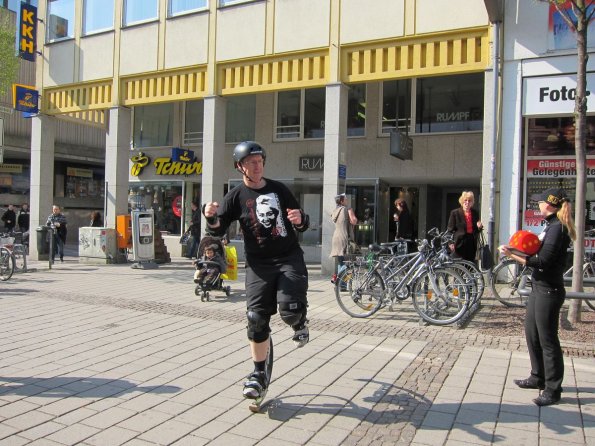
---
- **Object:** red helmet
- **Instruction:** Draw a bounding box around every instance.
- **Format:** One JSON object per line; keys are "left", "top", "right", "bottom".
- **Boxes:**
{"left": 508, "top": 230, "right": 541, "bottom": 256}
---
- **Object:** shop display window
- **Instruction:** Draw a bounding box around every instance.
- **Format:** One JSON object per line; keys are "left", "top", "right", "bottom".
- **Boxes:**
{"left": 527, "top": 116, "right": 595, "bottom": 157}
{"left": 523, "top": 116, "right": 595, "bottom": 233}
{"left": 128, "top": 182, "right": 184, "bottom": 235}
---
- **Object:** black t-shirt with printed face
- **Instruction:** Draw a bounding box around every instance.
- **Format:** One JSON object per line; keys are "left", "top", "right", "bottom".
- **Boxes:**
{"left": 211, "top": 179, "right": 302, "bottom": 259}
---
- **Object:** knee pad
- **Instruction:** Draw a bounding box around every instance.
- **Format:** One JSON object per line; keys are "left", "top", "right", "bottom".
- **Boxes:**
{"left": 278, "top": 301, "right": 305, "bottom": 327}
{"left": 246, "top": 310, "right": 270, "bottom": 343}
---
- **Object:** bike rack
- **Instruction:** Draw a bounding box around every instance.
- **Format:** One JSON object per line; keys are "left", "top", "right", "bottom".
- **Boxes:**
{"left": 517, "top": 277, "right": 595, "bottom": 301}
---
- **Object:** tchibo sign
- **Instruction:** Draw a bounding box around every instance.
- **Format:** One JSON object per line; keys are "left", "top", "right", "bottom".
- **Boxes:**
{"left": 523, "top": 74, "right": 595, "bottom": 116}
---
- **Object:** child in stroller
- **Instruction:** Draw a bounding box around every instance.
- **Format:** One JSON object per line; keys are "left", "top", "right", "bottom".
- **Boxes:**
{"left": 193, "top": 236, "right": 231, "bottom": 301}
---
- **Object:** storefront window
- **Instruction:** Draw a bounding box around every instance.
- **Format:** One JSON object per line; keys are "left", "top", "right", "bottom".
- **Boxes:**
{"left": 65, "top": 166, "right": 105, "bottom": 199}
{"left": 123, "top": 0, "right": 158, "bottom": 26}
{"left": 415, "top": 73, "right": 483, "bottom": 133}
{"left": 47, "top": 0, "right": 74, "bottom": 41}
{"left": 133, "top": 103, "right": 174, "bottom": 148}
{"left": 128, "top": 182, "right": 184, "bottom": 234}
{"left": 523, "top": 116, "right": 595, "bottom": 232}
{"left": 226, "top": 95, "right": 256, "bottom": 143}
{"left": 381, "top": 79, "right": 411, "bottom": 134}
{"left": 0, "top": 162, "right": 30, "bottom": 196}
{"left": 348, "top": 84, "right": 366, "bottom": 137}
{"left": 184, "top": 100, "right": 204, "bottom": 145}
{"left": 83, "top": 0, "right": 114, "bottom": 34}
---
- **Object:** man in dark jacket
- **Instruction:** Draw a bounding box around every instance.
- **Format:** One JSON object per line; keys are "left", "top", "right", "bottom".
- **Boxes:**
{"left": 17, "top": 203, "right": 30, "bottom": 232}
{"left": 1, "top": 205, "right": 16, "bottom": 232}
{"left": 46, "top": 205, "right": 67, "bottom": 263}
{"left": 186, "top": 200, "right": 201, "bottom": 258}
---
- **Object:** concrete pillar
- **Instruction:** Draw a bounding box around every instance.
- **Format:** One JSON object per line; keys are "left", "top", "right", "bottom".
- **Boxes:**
{"left": 29, "top": 115, "right": 55, "bottom": 260}
{"left": 322, "top": 83, "right": 348, "bottom": 275}
{"left": 105, "top": 106, "right": 131, "bottom": 227}
{"left": 201, "top": 95, "right": 226, "bottom": 233}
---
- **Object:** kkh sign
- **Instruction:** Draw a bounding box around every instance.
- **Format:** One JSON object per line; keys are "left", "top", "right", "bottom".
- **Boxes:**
{"left": 19, "top": 3, "right": 37, "bottom": 62}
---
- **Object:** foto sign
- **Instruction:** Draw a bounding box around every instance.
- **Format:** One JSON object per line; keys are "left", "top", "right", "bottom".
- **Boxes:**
{"left": 19, "top": 3, "right": 37, "bottom": 62}
{"left": 523, "top": 74, "right": 595, "bottom": 116}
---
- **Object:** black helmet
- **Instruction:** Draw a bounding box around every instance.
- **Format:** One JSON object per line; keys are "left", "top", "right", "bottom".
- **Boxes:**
{"left": 233, "top": 141, "right": 266, "bottom": 167}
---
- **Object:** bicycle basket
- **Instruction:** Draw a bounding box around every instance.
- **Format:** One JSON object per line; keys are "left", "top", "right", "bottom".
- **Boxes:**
{"left": 0, "top": 236, "right": 15, "bottom": 247}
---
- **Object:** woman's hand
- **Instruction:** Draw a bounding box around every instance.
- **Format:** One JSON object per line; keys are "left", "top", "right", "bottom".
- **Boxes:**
{"left": 477, "top": 220, "right": 483, "bottom": 229}
{"left": 498, "top": 245, "right": 510, "bottom": 257}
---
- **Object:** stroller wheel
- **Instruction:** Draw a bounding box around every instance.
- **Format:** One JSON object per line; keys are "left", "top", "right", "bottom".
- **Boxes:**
{"left": 225, "top": 286, "right": 231, "bottom": 296}
{"left": 205, "top": 292, "right": 210, "bottom": 302}
{"left": 195, "top": 286, "right": 201, "bottom": 296}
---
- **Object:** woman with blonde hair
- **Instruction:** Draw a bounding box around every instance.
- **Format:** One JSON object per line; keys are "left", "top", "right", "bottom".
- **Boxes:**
{"left": 499, "top": 187, "right": 575, "bottom": 406}
{"left": 447, "top": 191, "right": 483, "bottom": 262}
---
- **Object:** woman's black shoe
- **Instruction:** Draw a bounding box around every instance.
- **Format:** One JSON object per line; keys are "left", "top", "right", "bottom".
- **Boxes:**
{"left": 533, "top": 391, "right": 561, "bottom": 406}
{"left": 514, "top": 378, "right": 545, "bottom": 390}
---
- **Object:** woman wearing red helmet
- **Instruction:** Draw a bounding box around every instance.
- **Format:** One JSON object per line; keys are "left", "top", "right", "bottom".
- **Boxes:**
{"left": 499, "top": 187, "right": 576, "bottom": 406}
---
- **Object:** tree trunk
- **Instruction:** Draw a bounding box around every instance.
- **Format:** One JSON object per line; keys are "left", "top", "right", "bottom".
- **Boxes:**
{"left": 568, "top": 1, "right": 589, "bottom": 324}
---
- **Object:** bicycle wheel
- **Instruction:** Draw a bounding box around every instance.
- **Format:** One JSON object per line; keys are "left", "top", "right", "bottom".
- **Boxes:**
{"left": 490, "top": 259, "right": 530, "bottom": 307}
{"left": 444, "top": 262, "right": 480, "bottom": 307}
{"left": 411, "top": 268, "right": 469, "bottom": 325}
{"left": 0, "top": 248, "right": 15, "bottom": 281}
{"left": 335, "top": 266, "right": 384, "bottom": 318}
{"left": 583, "top": 263, "right": 595, "bottom": 311}
{"left": 455, "top": 260, "right": 485, "bottom": 305}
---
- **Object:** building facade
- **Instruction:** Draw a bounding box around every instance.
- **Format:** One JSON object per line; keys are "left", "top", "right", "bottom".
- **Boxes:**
{"left": 30, "top": 0, "right": 495, "bottom": 271}
{"left": 499, "top": 0, "right": 595, "bottom": 251}
{"left": 1, "top": 3, "right": 107, "bottom": 242}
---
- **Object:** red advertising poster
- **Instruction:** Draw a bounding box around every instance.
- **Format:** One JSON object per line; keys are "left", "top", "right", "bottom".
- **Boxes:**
{"left": 172, "top": 195, "right": 183, "bottom": 218}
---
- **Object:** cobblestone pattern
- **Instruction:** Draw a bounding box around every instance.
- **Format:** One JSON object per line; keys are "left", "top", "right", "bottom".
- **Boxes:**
{"left": 37, "top": 287, "right": 594, "bottom": 446}
{"left": 52, "top": 291, "right": 593, "bottom": 358}
{"left": 343, "top": 342, "right": 459, "bottom": 445}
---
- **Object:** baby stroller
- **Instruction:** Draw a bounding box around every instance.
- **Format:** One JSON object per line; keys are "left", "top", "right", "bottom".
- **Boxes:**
{"left": 194, "top": 236, "right": 231, "bottom": 301}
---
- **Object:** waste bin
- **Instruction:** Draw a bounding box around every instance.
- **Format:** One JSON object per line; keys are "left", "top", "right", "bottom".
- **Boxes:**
{"left": 36, "top": 226, "right": 49, "bottom": 261}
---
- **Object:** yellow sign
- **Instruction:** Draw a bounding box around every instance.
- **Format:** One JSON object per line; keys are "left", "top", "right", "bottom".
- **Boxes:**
{"left": 154, "top": 158, "right": 203, "bottom": 176}
{"left": 67, "top": 167, "right": 93, "bottom": 178}
{"left": 0, "top": 164, "right": 23, "bottom": 173}
{"left": 130, "top": 152, "right": 202, "bottom": 177}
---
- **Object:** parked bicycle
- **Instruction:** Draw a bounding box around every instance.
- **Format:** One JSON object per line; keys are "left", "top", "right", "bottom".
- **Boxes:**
{"left": 334, "top": 229, "right": 472, "bottom": 325}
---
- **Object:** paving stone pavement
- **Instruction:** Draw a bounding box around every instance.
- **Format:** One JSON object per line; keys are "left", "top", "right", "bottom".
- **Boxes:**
{"left": 0, "top": 257, "right": 593, "bottom": 445}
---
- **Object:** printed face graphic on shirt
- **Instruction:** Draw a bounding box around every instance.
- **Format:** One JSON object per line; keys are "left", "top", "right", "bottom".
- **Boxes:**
{"left": 254, "top": 193, "right": 287, "bottom": 238}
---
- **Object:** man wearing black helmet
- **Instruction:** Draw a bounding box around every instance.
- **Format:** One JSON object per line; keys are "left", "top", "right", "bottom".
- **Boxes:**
{"left": 203, "top": 141, "right": 310, "bottom": 401}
